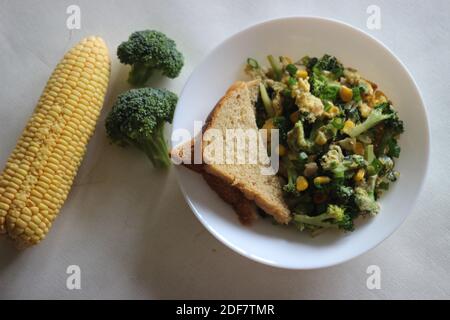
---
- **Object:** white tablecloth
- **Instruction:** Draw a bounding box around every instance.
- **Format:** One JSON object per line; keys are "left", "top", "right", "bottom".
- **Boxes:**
{"left": 0, "top": 0, "right": 449, "bottom": 299}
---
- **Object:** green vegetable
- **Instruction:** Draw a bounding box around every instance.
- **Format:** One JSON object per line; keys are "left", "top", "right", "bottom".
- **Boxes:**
{"left": 259, "top": 83, "right": 275, "bottom": 117}
{"left": 117, "top": 30, "right": 184, "bottom": 86}
{"left": 375, "top": 103, "right": 404, "bottom": 158}
{"left": 267, "top": 55, "right": 282, "bottom": 80}
{"left": 272, "top": 116, "right": 290, "bottom": 144}
{"left": 354, "top": 175, "right": 380, "bottom": 215}
{"left": 346, "top": 107, "right": 392, "bottom": 138}
{"left": 282, "top": 158, "right": 300, "bottom": 196}
{"left": 287, "top": 121, "right": 315, "bottom": 153}
{"left": 286, "top": 64, "right": 298, "bottom": 76}
{"left": 105, "top": 88, "right": 178, "bottom": 168}
{"left": 319, "top": 82, "right": 341, "bottom": 102}
{"left": 314, "top": 55, "right": 344, "bottom": 78}
{"left": 294, "top": 204, "right": 354, "bottom": 231}
{"left": 247, "top": 58, "right": 259, "bottom": 69}
{"left": 320, "top": 145, "right": 366, "bottom": 179}
{"left": 335, "top": 185, "right": 354, "bottom": 204}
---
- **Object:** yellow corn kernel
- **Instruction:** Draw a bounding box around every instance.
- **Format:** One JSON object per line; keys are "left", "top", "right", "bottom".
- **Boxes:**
{"left": 315, "top": 132, "right": 328, "bottom": 145}
{"left": 326, "top": 106, "right": 340, "bottom": 118}
{"left": 277, "top": 145, "right": 287, "bottom": 157}
{"left": 340, "top": 85, "right": 353, "bottom": 102}
{"left": 353, "top": 142, "right": 365, "bottom": 155}
{"left": 296, "top": 176, "right": 309, "bottom": 192}
{"left": 354, "top": 169, "right": 365, "bottom": 182}
{"left": 0, "top": 36, "right": 111, "bottom": 247}
{"left": 296, "top": 70, "right": 308, "bottom": 79}
{"left": 314, "top": 176, "right": 331, "bottom": 185}
{"left": 342, "top": 120, "right": 355, "bottom": 135}
{"left": 290, "top": 111, "right": 300, "bottom": 123}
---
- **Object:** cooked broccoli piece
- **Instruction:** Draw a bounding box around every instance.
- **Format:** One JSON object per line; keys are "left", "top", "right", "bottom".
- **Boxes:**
{"left": 308, "top": 55, "right": 343, "bottom": 102}
{"left": 319, "top": 82, "right": 341, "bottom": 102}
{"left": 287, "top": 121, "right": 315, "bottom": 153}
{"left": 335, "top": 185, "right": 354, "bottom": 204}
{"left": 117, "top": 30, "right": 184, "bottom": 86}
{"left": 294, "top": 204, "right": 354, "bottom": 231}
{"left": 282, "top": 158, "right": 300, "bottom": 196}
{"left": 376, "top": 103, "right": 404, "bottom": 158}
{"left": 346, "top": 104, "right": 395, "bottom": 138}
{"left": 314, "top": 54, "right": 344, "bottom": 78}
{"left": 105, "top": 88, "right": 178, "bottom": 168}
{"left": 259, "top": 82, "right": 275, "bottom": 117}
{"left": 267, "top": 55, "right": 282, "bottom": 80}
{"left": 354, "top": 175, "right": 380, "bottom": 215}
{"left": 272, "top": 116, "right": 290, "bottom": 144}
{"left": 320, "top": 145, "right": 366, "bottom": 178}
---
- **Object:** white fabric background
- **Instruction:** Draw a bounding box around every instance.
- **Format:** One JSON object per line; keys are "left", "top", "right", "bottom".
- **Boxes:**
{"left": 0, "top": 0, "right": 448, "bottom": 299}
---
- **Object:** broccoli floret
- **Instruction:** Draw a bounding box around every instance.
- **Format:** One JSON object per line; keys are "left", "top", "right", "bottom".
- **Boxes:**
{"left": 346, "top": 104, "right": 394, "bottom": 138}
{"left": 308, "top": 55, "right": 343, "bottom": 102}
{"left": 320, "top": 145, "right": 366, "bottom": 178}
{"left": 375, "top": 103, "right": 404, "bottom": 158}
{"left": 282, "top": 159, "right": 299, "bottom": 196}
{"left": 272, "top": 116, "right": 290, "bottom": 144}
{"left": 314, "top": 54, "right": 344, "bottom": 78}
{"left": 287, "top": 121, "right": 315, "bottom": 153}
{"left": 354, "top": 175, "right": 380, "bottom": 215}
{"left": 105, "top": 88, "right": 178, "bottom": 168}
{"left": 335, "top": 185, "right": 354, "bottom": 203}
{"left": 294, "top": 204, "right": 354, "bottom": 231}
{"left": 117, "top": 30, "right": 184, "bottom": 86}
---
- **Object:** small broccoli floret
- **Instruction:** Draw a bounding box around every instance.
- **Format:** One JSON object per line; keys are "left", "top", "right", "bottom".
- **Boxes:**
{"left": 314, "top": 55, "right": 344, "bottom": 78}
{"left": 117, "top": 30, "right": 184, "bottom": 86}
{"left": 287, "top": 121, "right": 315, "bottom": 153}
{"left": 376, "top": 103, "right": 404, "bottom": 158}
{"left": 354, "top": 175, "right": 380, "bottom": 215}
{"left": 282, "top": 159, "right": 299, "bottom": 196}
{"left": 335, "top": 185, "right": 354, "bottom": 203}
{"left": 320, "top": 145, "right": 366, "bottom": 178}
{"left": 346, "top": 107, "right": 392, "bottom": 138}
{"left": 272, "top": 116, "right": 290, "bottom": 144}
{"left": 105, "top": 88, "right": 178, "bottom": 168}
{"left": 294, "top": 204, "right": 354, "bottom": 231}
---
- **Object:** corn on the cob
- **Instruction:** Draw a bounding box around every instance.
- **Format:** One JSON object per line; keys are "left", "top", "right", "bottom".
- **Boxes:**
{"left": 0, "top": 36, "right": 110, "bottom": 248}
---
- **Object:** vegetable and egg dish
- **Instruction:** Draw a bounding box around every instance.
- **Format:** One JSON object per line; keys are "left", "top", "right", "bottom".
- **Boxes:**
{"left": 246, "top": 54, "right": 404, "bottom": 233}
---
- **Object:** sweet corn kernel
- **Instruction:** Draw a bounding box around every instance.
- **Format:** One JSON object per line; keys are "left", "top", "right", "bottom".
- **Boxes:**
{"left": 354, "top": 169, "right": 365, "bottom": 182}
{"left": 314, "top": 176, "right": 331, "bottom": 185}
{"left": 353, "top": 142, "right": 365, "bottom": 155}
{"left": 342, "top": 120, "right": 355, "bottom": 135}
{"left": 296, "top": 70, "right": 308, "bottom": 79}
{"left": 296, "top": 176, "right": 309, "bottom": 192}
{"left": 327, "top": 106, "right": 340, "bottom": 118}
{"left": 340, "top": 85, "right": 353, "bottom": 102}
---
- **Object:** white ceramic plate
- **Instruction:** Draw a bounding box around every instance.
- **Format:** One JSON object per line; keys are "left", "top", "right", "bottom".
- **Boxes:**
{"left": 171, "top": 17, "right": 429, "bottom": 269}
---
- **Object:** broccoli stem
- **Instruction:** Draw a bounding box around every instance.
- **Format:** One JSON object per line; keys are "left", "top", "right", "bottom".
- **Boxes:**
{"left": 347, "top": 109, "right": 391, "bottom": 138}
{"left": 138, "top": 124, "right": 171, "bottom": 168}
{"left": 128, "top": 62, "right": 154, "bottom": 86}
{"left": 259, "top": 83, "right": 275, "bottom": 117}
{"left": 267, "top": 55, "right": 282, "bottom": 80}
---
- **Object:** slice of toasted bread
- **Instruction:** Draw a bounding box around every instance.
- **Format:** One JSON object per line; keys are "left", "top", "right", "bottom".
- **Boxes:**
{"left": 172, "top": 80, "right": 291, "bottom": 225}
{"left": 172, "top": 138, "right": 258, "bottom": 225}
